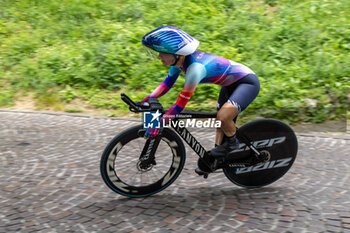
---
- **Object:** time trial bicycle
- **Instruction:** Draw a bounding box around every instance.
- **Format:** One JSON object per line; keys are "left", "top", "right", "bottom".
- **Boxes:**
{"left": 100, "top": 93, "right": 298, "bottom": 197}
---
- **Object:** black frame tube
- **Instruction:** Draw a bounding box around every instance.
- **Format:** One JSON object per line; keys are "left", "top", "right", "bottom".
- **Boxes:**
{"left": 170, "top": 119, "right": 209, "bottom": 159}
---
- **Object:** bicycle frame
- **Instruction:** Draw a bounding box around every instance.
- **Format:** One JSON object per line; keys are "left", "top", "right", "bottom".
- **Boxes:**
{"left": 100, "top": 93, "right": 298, "bottom": 197}
{"left": 139, "top": 111, "right": 214, "bottom": 166}
{"left": 172, "top": 111, "right": 261, "bottom": 158}
{"left": 121, "top": 93, "right": 260, "bottom": 165}
{"left": 140, "top": 110, "right": 262, "bottom": 165}
{"left": 170, "top": 111, "right": 216, "bottom": 159}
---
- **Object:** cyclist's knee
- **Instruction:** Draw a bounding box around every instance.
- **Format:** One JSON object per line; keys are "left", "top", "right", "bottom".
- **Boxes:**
{"left": 216, "top": 114, "right": 231, "bottom": 124}
{"left": 217, "top": 107, "right": 239, "bottom": 125}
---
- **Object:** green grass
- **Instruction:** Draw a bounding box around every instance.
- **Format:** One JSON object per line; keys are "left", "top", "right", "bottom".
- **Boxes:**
{"left": 0, "top": 0, "right": 349, "bottom": 123}
{"left": 64, "top": 107, "right": 84, "bottom": 113}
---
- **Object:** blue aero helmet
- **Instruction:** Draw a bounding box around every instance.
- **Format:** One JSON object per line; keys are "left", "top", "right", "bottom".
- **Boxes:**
{"left": 142, "top": 26, "right": 200, "bottom": 56}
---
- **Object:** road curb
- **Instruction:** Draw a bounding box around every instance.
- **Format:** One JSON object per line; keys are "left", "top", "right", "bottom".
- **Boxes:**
{"left": 0, "top": 108, "right": 141, "bottom": 122}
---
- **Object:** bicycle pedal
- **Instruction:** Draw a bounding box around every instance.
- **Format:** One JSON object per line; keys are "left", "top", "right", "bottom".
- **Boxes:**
{"left": 195, "top": 168, "right": 209, "bottom": 179}
{"left": 195, "top": 168, "right": 205, "bottom": 175}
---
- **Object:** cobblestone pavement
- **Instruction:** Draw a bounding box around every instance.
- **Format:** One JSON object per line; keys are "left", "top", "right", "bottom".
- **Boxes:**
{"left": 1, "top": 110, "right": 349, "bottom": 233}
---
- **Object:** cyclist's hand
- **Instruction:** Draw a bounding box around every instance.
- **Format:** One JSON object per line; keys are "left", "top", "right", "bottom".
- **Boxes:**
{"left": 134, "top": 101, "right": 150, "bottom": 114}
{"left": 136, "top": 101, "right": 150, "bottom": 109}
{"left": 144, "top": 128, "right": 159, "bottom": 139}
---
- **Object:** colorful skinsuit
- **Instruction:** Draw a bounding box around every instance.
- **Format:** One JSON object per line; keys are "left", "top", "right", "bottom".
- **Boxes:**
{"left": 143, "top": 51, "right": 255, "bottom": 137}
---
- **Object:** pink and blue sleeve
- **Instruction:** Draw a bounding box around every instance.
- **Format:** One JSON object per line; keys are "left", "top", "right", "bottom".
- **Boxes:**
{"left": 145, "top": 63, "right": 206, "bottom": 137}
{"left": 162, "top": 63, "right": 207, "bottom": 124}
{"left": 142, "top": 66, "right": 181, "bottom": 102}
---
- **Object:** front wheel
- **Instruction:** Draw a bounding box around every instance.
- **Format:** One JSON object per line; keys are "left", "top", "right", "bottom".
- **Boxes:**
{"left": 100, "top": 125, "right": 186, "bottom": 197}
{"left": 223, "top": 119, "right": 298, "bottom": 188}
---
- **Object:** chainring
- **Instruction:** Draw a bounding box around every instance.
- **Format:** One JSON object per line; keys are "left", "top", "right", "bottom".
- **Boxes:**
{"left": 197, "top": 154, "right": 215, "bottom": 172}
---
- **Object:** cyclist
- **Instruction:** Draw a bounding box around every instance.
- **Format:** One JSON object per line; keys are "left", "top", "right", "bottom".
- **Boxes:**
{"left": 141, "top": 26, "right": 260, "bottom": 161}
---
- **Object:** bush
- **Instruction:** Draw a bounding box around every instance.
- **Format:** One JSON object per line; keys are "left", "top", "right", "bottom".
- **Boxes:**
{"left": 0, "top": 0, "right": 349, "bottom": 122}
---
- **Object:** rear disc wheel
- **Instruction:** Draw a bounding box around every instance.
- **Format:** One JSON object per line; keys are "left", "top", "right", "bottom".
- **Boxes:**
{"left": 223, "top": 119, "right": 298, "bottom": 188}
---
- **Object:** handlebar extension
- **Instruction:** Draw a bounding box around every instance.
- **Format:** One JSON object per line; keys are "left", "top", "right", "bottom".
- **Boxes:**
{"left": 121, "top": 93, "right": 164, "bottom": 113}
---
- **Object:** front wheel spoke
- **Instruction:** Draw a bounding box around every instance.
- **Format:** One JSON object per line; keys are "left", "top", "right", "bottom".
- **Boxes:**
{"left": 145, "top": 170, "right": 157, "bottom": 184}
{"left": 120, "top": 159, "right": 137, "bottom": 172}
{"left": 142, "top": 171, "right": 153, "bottom": 185}
{"left": 131, "top": 170, "right": 143, "bottom": 186}
{"left": 140, "top": 170, "right": 149, "bottom": 185}
{"left": 137, "top": 140, "right": 143, "bottom": 155}
{"left": 140, "top": 171, "right": 145, "bottom": 186}
{"left": 148, "top": 167, "right": 163, "bottom": 181}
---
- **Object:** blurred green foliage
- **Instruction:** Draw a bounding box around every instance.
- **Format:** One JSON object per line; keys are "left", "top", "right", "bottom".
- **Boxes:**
{"left": 0, "top": 0, "right": 349, "bottom": 123}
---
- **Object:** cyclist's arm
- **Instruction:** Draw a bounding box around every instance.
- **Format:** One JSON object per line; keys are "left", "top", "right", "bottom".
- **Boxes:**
{"left": 163, "top": 63, "right": 207, "bottom": 123}
{"left": 142, "top": 66, "right": 181, "bottom": 102}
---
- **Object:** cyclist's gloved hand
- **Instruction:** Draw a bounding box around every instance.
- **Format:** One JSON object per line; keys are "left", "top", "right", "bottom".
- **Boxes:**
{"left": 144, "top": 128, "right": 159, "bottom": 139}
{"left": 136, "top": 101, "right": 150, "bottom": 109}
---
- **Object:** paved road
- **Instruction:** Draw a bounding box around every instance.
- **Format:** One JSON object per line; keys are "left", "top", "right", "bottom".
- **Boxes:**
{"left": 0, "top": 110, "right": 349, "bottom": 233}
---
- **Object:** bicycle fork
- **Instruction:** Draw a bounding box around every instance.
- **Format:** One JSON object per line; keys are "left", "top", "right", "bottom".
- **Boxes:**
{"left": 137, "top": 129, "right": 162, "bottom": 169}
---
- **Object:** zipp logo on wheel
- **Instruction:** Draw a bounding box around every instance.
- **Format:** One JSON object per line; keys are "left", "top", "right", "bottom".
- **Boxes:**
{"left": 235, "top": 157, "right": 293, "bottom": 174}
{"left": 233, "top": 136, "right": 286, "bottom": 153}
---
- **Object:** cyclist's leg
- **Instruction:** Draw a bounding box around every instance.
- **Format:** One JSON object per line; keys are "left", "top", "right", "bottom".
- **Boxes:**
{"left": 215, "top": 76, "right": 253, "bottom": 144}
{"left": 226, "top": 74, "right": 260, "bottom": 116}
{"left": 217, "top": 102, "right": 239, "bottom": 138}
{"left": 213, "top": 74, "right": 260, "bottom": 156}
{"left": 215, "top": 86, "right": 230, "bottom": 146}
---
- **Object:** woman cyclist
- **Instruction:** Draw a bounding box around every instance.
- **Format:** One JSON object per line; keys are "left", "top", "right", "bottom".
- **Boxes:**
{"left": 141, "top": 26, "right": 260, "bottom": 169}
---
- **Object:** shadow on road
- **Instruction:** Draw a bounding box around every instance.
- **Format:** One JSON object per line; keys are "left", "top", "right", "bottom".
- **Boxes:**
{"left": 87, "top": 185, "right": 297, "bottom": 227}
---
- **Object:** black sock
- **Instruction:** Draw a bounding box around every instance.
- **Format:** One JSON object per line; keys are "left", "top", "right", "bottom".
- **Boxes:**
{"left": 226, "top": 135, "right": 238, "bottom": 144}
